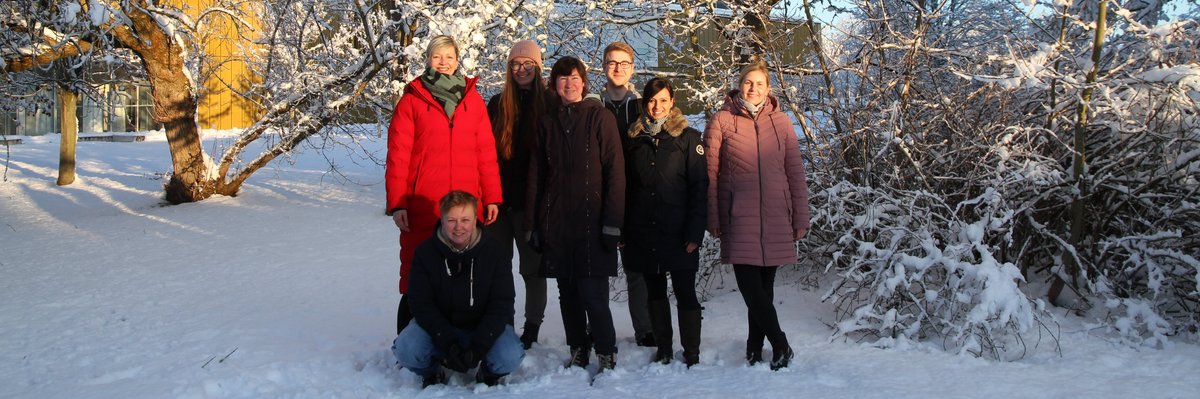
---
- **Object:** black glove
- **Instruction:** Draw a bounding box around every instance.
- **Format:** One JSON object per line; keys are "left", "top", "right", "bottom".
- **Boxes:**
{"left": 526, "top": 231, "right": 542, "bottom": 253}
{"left": 601, "top": 234, "right": 620, "bottom": 252}
{"left": 443, "top": 343, "right": 478, "bottom": 373}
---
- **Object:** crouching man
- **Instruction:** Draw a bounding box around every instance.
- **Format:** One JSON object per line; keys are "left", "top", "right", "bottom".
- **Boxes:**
{"left": 392, "top": 190, "right": 524, "bottom": 387}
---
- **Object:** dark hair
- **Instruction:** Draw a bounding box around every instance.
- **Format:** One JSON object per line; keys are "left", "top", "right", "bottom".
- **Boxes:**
{"left": 549, "top": 56, "right": 589, "bottom": 98}
{"left": 641, "top": 77, "right": 675, "bottom": 110}
{"left": 439, "top": 190, "right": 479, "bottom": 216}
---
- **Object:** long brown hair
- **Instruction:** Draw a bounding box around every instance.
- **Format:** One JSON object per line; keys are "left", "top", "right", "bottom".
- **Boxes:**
{"left": 492, "top": 63, "right": 549, "bottom": 160}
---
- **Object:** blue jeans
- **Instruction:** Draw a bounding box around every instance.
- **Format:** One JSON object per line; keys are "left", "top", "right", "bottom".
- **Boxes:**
{"left": 392, "top": 323, "right": 524, "bottom": 378}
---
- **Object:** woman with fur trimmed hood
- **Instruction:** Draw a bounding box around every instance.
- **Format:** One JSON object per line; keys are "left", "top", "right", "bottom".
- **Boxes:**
{"left": 620, "top": 77, "right": 708, "bottom": 367}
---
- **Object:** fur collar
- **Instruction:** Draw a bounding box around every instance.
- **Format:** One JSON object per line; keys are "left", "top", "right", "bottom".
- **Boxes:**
{"left": 628, "top": 108, "right": 688, "bottom": 138}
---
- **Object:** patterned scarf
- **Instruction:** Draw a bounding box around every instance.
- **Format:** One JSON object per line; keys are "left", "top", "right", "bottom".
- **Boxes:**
{"left": 738, "top": 96, "right": 763, "bottom": 118}
{"left": 644, "top": 116, "right": 668, "bottom": 135}
{"left": 421, "top": 67, "right": 466, "bottom": 118}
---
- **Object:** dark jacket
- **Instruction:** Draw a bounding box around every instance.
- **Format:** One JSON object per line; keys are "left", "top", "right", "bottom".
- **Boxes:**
{"left": 621, "top": 108, "right": 708, "bottom": 274}
{"left": 524, "top": 97, "right": 626, "bottom": 279}
{"left": 602, "top": 86, "right": 641, "bottom": 137}
{"left": 407, "top": 224, "right": 515, "bottom": 355}
{"left": 487, "top": 89, "right": 551, "bottom": 211}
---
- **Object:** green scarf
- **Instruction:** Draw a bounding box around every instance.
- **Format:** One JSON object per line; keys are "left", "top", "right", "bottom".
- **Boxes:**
{"left": 421, "top": 67, "right": 466, "bottom": 118}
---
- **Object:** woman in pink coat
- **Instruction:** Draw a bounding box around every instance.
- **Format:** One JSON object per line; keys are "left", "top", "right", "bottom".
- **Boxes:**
{"left": 386, "top": 35, "right": 503, "bottom": 334}
{"left": 704, "top": 61, "right": 809, "bottom": 371}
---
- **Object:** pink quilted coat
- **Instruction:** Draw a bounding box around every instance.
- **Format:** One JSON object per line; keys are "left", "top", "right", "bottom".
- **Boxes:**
{"left": 704, "top": 91, "right": 810, "bottom": 266}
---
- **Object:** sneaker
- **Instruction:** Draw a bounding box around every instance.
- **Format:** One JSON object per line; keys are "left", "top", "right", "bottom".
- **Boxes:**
{"left": 769, "top": 347, "right": 794, "bottom": 371}
{"left": 421, "top": 370, "right": 446, "bottom": 388}
{"left": 566, "top": 346, "right": 590, "bottom": 368}
{"left": 596, "top": 352, "right": 616, "bottom": 371}
{"left": 746, "top": 349, "right": 763, "bottom": 366}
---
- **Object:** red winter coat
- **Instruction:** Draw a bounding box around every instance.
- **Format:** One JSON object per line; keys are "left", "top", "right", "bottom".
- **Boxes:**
{"left": 704, "top": 91, "right": 810, "bottom": 267}
{"left": 386, "top": 76, "right": 502, "bottom": 293}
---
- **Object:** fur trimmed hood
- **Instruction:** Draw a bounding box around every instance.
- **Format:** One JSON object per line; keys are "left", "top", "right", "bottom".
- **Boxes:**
{"left": 628, "top": 108, "right": 688, "bottom": 138}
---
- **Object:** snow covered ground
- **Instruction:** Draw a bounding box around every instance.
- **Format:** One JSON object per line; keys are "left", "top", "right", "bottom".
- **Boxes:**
{"left": 2, "top": 131, "right": 1198, "bottom": 398}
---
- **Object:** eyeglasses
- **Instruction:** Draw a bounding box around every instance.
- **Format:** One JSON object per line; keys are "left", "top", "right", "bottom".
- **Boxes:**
{"left": 510, "top": 61, "right": 537, "bottom": 71}
{"left": 605, "top": 61, "right": 633, "bottom": 70}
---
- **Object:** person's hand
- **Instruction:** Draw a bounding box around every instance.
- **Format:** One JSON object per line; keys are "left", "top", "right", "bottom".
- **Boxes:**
{"left": 443, "top": 343, "right": 478, "bottom": 373}
{"left": 392, "top": 210, "right": 410, "bottom": 232}
{"left": 483, "top": 204, "right": 500, "bottom": 225}
{"left": 525, "top": 231, "right": 542, "bottom": 253}
{"left": 602, "top": 234, "right": 620, "bottom": 252}
{"left": 794, "top": 228, "right": 807, "bottom": 241}
{"left": 685, "top": 242, "right": 700, "bottom": 253}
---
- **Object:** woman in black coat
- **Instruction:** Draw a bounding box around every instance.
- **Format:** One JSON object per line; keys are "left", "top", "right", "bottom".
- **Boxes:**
{"left": 620, "top": 77, "right": 707, "bottom": 366}
{"left": 524, "top": 56, "right": 625, "bottom": 372}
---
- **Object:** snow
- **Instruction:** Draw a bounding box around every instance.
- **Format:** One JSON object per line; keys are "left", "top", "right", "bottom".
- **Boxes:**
{"left": 3, "top": 131, "right": 1200, "bottom": 398}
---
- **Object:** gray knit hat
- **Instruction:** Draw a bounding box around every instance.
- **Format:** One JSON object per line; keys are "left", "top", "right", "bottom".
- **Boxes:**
{"left": 508, "top": 40, "right": 543, "bottom": 70}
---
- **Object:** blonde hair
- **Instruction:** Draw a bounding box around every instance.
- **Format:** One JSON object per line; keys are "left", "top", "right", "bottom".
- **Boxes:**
{"left": 426, "top": 35, "right": 460, "bottom": 60}
{"left": 736, "top": 61, "right": 771, "bottom": 89}
{"left": 603, "top": 42, "right": 635, "bottom": 61}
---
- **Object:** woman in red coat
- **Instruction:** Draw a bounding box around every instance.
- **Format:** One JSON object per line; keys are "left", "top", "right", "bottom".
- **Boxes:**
{"left": 386, "top": 35, "right": 502, "bottom": 333}
{"left": 704, "top": 61, "right": 810, "bottom": 371}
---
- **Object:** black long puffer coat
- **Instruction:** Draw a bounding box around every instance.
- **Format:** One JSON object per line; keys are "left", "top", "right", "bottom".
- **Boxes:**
{"left": 620, "top": 108, "right": 708, "bottom": 275}
{"left": 524, "top": 97, "right": 626, "bottom": 279}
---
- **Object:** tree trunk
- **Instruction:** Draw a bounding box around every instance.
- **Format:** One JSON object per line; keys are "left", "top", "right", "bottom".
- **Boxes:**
{"left": 123, "top": 4, "right": 216, "bottom": 204}
{"left": 56, "top": 88, "right": 77, "bottom": 186}
{"left": 1050, "top": 0, "right": 1107, "bottom": 307}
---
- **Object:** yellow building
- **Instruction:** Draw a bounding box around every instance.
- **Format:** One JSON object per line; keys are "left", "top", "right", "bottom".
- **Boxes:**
{"left": 1, "top": 0, "right": 262, "bottom": 136}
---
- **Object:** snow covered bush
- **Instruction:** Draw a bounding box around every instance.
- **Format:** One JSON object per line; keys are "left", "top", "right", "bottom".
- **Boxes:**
{"left": 802, "top": 0, "right": 1198, "bottom": 355}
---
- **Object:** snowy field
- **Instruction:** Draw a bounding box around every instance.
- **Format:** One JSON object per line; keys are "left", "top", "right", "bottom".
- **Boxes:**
{"left": 2, "top": 131, "right": 1199, "bottom": 399}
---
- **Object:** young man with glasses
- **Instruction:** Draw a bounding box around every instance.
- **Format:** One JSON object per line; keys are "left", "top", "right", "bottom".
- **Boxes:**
{"left": 600, "top": 41, "right": 655, "bottom": 349}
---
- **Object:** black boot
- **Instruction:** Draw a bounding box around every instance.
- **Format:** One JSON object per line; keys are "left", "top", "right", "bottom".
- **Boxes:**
{"left": 566, "top": 346, "right": 591, "bottom": 369}
{"left": 648, "top": 299, "right": 674, "bottom": 364}
{"left": 678, "top": 308, "right": 702, "bottom": 367}
{"left": 421, "top": 369, "right": 446, "bottom": 388}
{"left": 746, "top": 346, "right": 763, "bottom": 366}
{"left": 520, "top": 321, "right": 540, "bottom": 350}
{"left": 475, "top": 366, "right": 504, "bottom": 386}
{"left": 770, "top": 346, "right": 794, "bottom": 371}
{"left": 768, "top": 332, "right": 792, "bottom": 370}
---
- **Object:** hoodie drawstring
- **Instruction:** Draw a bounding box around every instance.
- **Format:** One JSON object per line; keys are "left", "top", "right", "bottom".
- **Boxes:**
{"left": 444, "top": 257, "right": 476, "bottom": 307}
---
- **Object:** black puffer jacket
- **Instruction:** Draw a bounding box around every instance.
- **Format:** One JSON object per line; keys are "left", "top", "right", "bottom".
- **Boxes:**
{"left": 524, "top": 97, "right": 626, "bottom": 279}
{"left": 407, "top": 224, "right": 515, "bottom": 355}
{"left": 621, "top": 108, "right": 708, "bottom": 274}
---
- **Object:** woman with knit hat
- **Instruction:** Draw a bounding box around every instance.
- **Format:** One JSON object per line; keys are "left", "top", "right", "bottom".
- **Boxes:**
{"left": 485, "top": 39, "right": 554, "bottom": 349}
{"left": 385, "top": 35, "right": 503, "bottom": 335}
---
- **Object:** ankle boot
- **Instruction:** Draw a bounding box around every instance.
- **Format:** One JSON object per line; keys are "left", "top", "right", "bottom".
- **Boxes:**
{"left": 520, "top": 321, "right": 540, "bottom": 350}
{"left": 648, "top": 299, "right": 674, "bottom": 364}
{"left": 770, "top": 346, "right": 794, "bottom": 371}
{"left": 596, "top": 352, "right": 617, "bottom": 371}
{"left": 678, "top": 308, "right": 702, "bottom": 367}
{"left": 566, "top": 346, "right": 591, "bottom": 369}
{"left": 768, "top": 332, "right": 793, "bottom": 371}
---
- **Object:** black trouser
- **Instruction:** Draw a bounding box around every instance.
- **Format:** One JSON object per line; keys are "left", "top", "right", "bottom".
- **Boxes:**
{"left": 396, "top": 295, "right": 412, "bottom": 335}
{"left": 558, "top": 276, "right": 617, "bottom": 355}
{"left": 733, "top": 264, "right": 788, "bottom": 351}
{"left": 487, "top": 208, "right": 547, "bottom": 327}
{"left": 644, "top": 269, "right": 701, "bottom": 310}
